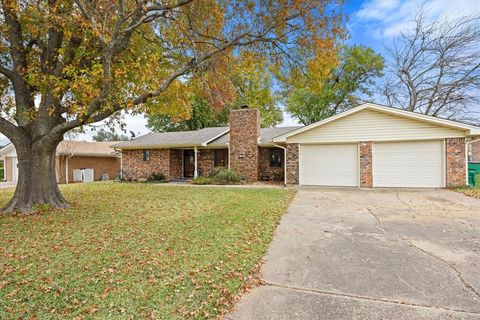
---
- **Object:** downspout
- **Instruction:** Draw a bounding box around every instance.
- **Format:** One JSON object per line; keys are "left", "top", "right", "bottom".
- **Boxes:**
{"left": 273, "top": 143, "right": 287, "bottom": 186}
{"left": 466, "top": 136, "right": 480, "bottom": 185}
{"left": 65, "top": 153, "right": 74, "bottom": 184}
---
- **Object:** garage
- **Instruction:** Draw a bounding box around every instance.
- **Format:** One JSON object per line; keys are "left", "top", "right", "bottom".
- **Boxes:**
{"left": 273, "top": 103, "right": 480, "bottom": 188}
{"left": 299, "top": 144, "right": 358, "bottom": 186}
{"left": 373, "top": 140, "right": 444, "bottom": 188}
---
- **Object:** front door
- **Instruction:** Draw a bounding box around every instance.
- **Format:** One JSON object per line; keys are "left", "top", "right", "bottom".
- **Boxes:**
{"left": 183, "top": 150, "right": 195, "bottom": 178}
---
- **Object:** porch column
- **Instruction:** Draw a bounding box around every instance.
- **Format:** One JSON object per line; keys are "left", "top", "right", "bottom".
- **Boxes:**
{"left": 194, "top": 146, "right": 198, "bottom": 178}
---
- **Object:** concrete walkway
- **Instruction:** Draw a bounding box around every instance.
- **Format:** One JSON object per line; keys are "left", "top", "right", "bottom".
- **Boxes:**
{"left": 226, "top": 187, "right": 480, "bottom": 320}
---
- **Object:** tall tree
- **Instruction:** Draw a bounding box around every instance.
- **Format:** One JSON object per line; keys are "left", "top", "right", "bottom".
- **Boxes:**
{"left": 287, "top": 45, "right": 384, "bottom": 125}
{"left": 0, "top": 0, "right": 346, "bottom": 213}
{"left": 382, "top": 11, "right": 480, "bottom": 121}
{"left": 92, "top": 129, "right": 129, "bottom": 142}
{"left": 147, "top": 51, "right": 283, "bottom": 130}
{"left": 147, "top": 96, "right": 228, "bottom": 132}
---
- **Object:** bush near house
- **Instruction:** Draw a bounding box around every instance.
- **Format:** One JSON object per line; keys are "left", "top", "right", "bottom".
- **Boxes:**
{"left": 146, "top": 172, "right": 168, "bottom": 183}
{"left": 0, "top": 183, "right": 295, "bottom": 319}
{"left": 192, "top": 168, "right": 243, "bottom": 185}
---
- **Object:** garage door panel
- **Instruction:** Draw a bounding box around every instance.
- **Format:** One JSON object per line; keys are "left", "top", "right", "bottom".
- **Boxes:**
{"left": 299, "top": 144, "right": 358, "bottom": 186}
{"left": 373, "top": 141, "right": 444, "bottom": 188}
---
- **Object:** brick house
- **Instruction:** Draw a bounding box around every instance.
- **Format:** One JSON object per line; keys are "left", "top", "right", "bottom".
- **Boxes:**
{"left": 116, "top": 103, "right": 480, "bottom": 187}
{"left": 1, "top": 141, "right": 121, "bottom": 183}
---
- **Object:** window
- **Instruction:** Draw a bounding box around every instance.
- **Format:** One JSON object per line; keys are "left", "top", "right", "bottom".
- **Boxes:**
{"left": 143, "top": 149, "right": 150, "bottom": 161}
{"left": 214, "top": 149, "right": 228, "bottom": 167}
{"left": 269, "top": 148, "right": 284, "bottom": 167}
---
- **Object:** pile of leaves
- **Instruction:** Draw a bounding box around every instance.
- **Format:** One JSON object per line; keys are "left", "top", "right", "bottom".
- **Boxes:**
{"left": 192, "top": 168, "right": 243, "bottom": 185}
{"left": 0, "top": 183, "right": 294, "bottom": 319}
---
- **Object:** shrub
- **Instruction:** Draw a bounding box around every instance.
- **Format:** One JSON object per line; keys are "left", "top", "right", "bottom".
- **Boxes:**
{"left": 146, "top": 172, "right": 168, "bottom": 183}
{"left": 210, "top": 168, "right": 242, "bottom": 184}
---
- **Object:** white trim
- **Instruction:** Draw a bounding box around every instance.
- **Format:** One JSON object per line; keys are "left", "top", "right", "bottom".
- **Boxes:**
{"left": 357, "top": 142, "right": 361, "bottom": 188}
{"left": 273, "top": 103, "right": 480, "bottom": 142}
{"left": 202, "top": 129, "right": 230, "bottom": 146}
{"left": 194, "top": 146, "right": 198, "bottom": 178}
{"left": 272, "top": 142, "right": 287, "bottom": 185}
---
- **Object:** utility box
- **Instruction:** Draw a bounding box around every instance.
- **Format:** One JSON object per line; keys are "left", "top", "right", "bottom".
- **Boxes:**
{"left": 468, "top": 162, "right": 480, "bottom": 186}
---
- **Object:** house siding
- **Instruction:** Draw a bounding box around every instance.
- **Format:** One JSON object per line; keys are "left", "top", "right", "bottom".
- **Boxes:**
{"left": 229, "top": 109, "right": 260, "bottom": 181}
{"left": 56, "top": 155, "right": 121, "bottom": 184}
{"left": 287, "top": 109, "right": 466, "bottom": 144}
{"left": 446, "top": 138, "right": 466, "bottom": 187}
{"left": 5, "top": 156, "right": 12, "bottom": 181}
{"left": 123, "top": 149, "right": 170, "bottom": 180}
{"left": 286, "top": 143, "right": 299, "bottom": 184}
{"left": 198, "top": 149, "right": 214, "bottom": 177}
{"left": 359, "top": 141, "right": 373, "bottom": 188}
{"left": 258, "top": 147, "right": 284, "bottom": 181}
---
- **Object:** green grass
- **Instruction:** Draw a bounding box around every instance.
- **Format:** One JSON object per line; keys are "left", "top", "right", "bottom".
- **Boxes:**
{"left": 0, "top": 183, "right": 295, "bottom": 319}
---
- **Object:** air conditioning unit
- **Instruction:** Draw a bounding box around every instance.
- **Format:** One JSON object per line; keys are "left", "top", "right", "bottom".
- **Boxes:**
{"left": 73, "top": 168, "right": 95, "bottom": 182}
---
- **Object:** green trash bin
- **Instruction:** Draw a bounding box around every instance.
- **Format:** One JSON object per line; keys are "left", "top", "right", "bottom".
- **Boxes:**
{"left": 468, "top": 163, "right": 480, "bottom": 186}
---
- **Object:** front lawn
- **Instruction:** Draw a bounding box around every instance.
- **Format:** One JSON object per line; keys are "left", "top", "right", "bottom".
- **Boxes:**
{"left": 0, "top": 183, "right": 295, "bottom": 319}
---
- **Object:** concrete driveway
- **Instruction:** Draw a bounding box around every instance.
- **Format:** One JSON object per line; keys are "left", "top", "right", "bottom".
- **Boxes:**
{"left": 227, "top": 188, "right": 480, "bottom": 320}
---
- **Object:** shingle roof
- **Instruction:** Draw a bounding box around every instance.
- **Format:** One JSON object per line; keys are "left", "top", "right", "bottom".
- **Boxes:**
{"left": 208, "top": 126, "right": 303, "bottom": 146}
{"left": 0, "top": 140, "right": 121, "bottom": 157}
{"left": 114, "top": 126, "right": 303, "bottom": 149}
{"left": 56, "top": 141, "right": 120, "bottom": 157}
{"left": 113, "top": 127, "right": 229, "bottom": 149}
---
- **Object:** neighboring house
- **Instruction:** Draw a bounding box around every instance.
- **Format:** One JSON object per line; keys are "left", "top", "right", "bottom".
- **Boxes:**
{"left": 0, "top": 141, "right": 121, "bottom": 183}
{"left": 469, "top": 139, "right": 480, "bottom": 162}
{"left": 115, "top": 103, "right": 480, "bottom": 188}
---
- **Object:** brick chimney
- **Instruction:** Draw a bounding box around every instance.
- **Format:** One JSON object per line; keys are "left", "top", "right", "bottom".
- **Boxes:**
{"left": 229, "top": 107, "right": 260, "bottom": 181}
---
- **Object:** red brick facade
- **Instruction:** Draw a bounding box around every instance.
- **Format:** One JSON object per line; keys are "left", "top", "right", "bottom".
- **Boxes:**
{"left": 286, "top": 143, "right": 299, "bottom": 184}
{"left": 470, "top": 140, "right": 480, "bottom": 162}
{"left": 229, "top": 109, "right": 260, "bottom": 181}
{"left": 122, "top": 149, "right": 181, "bottom": 181}
{"left": 446, "top": 138, "right": 466, "bottom": 187}
{"left": 197, "top": 149, "right": 214, "bottom": 177}
{"left": 56, "top": 155, "right": 120, "bottom": 184}
{"left": 359, "top": 141, "right": 373, "bottom": 188}
{"left": 258, "top": 147, "right": 284, "bottom": 181}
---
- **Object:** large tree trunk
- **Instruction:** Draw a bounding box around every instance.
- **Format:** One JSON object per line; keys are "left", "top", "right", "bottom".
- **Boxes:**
{"left": 2, "top": 138, "right": 68, "bottom": 214}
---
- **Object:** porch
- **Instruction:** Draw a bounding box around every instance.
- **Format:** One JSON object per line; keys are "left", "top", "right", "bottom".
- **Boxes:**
{"left": 121, "top": 146, "right": 286, "bottom": 182}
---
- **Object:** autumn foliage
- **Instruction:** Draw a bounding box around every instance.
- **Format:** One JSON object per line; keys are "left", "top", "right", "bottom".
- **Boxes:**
{"left": 0, "top": 0, "right": 345, "bottom": 213}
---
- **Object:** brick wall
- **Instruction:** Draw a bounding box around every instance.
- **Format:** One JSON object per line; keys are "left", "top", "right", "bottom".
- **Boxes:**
{"left": 470, "top": 140, "right": 480, "bottom": 162}
{"left": 446, "top": 138, "right": 466, "bottom": 187}
{"left": 122, "top": 149, "right": 168, "bottom": 180}
{"left": 229, "top": 109, "right": 260, "bottom": 181}
{"left": 359, "top": 141, "right": 373, "bottom": 188}
{"left": 286, "top": 143, "right": 299, "bottom": 184}
{"left": 258, "top": 147, "right": 284, "bottom": 181}
{"left": 198, "top": 149, "right": 214, "bottom": 177}
{"left": 56, "top": 155, "right": 121, "bottom": 184}
{"left": 170, "top": 149, "right": 182, "bottom": 179}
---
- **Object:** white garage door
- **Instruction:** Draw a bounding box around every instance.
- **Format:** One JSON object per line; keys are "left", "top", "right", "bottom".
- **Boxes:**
{"left": 373, "top": 140, "right": 444, "bottom": 188}
{"left": 299, "top": 144, "right": 358, "bottom": 186}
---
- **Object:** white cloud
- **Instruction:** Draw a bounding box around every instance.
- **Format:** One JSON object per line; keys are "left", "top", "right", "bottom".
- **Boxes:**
{"left": 354, "top": 0, "right": 480, "bottom": 38}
